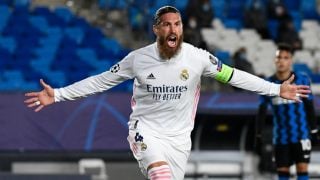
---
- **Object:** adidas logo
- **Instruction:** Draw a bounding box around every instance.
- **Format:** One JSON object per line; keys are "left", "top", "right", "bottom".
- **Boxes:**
{"left": 147, "top": 73, "right": 156, "bottom": 79}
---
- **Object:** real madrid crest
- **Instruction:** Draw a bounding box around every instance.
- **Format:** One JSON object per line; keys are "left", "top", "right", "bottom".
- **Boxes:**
{"left": 141, "top": 143, "right": 147, "bottom": 151}
{"left": 180, "top": 69, "right": 189, "bottom": 81}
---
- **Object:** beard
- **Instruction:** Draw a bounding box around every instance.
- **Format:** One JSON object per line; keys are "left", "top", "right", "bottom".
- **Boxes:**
{"left": 157, "top": 33, "right": 183, "bottom": 60}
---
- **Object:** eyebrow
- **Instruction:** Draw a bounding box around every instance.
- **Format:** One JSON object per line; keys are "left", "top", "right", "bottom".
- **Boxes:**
{"left": 158, "top": 19, "right": 182, "bottom": 25}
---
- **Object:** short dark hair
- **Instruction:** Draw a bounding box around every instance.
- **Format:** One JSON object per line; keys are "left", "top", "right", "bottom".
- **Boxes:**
{"left": 154, "top": 6, "right": 180, "bottom": 25}
{"left": 277, "top": 43, "right": 294, "bottom": 55}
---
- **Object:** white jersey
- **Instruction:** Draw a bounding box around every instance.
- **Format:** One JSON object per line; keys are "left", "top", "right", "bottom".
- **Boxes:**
{"left": 54, "top": 42, "right": 280, "bottom": 137}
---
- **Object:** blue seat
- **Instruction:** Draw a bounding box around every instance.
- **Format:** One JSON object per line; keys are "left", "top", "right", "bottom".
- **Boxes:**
{"left": 14, "top": 47, "right": 35, "bottom": 61}
{"left": 44, "top": 70, "right": 67, "bottom": 87}
{"left": 30, "top": 57, "right": 53, "bottom": 72}
{"left": 214, "top": 51, "right": 232, "bottom": 66}
{"left": 29, "top": 16, "right": 49, "bottom": 31}
{"left": 76, "top": 48, "right": 98, "bottom": 62}
{"left": 13, "top": 0, "right": 30, "bottom": 7}
{"left": 128, "top": 6, "right": 146, "bottom": 31}
{"left": 283, "top": 0, "right": 300, "bottom": 11}
{"left": 33, "top": 46, "right": 57, "bottom": 60}
{"left": 0, "top": 5, "right": 11, "bottom": 30}
{"left": 3, "top": 70, "right": 25, "bottom": 84}
{"left": 0, "top": 37, "right": 16, "bottom": 53}
{"left": 68, "top": 17, "right": 89, "bottom": 29}
{"left": 59, "top": 36, "right": 78, "bottom": 50}
{"left": 32, "top": 6, "right": 51, "bottom": 16}
{"left": 0, "top": 0, "right": 11, "bottom": 6}
{"left": 100, "top": 38, "right": 124, "bottom": 57}
{"left": 311, "top": 74, "right": 320, "bottom": 83}
{"left": 226, "top": 0, "right": 245, "bottom": 19}
{"left": 267, "top": 20, "right": 279, "bottom": 40}
{"left": 54, "top": 7, "right": 73, "bottom": 23}
{"left": 224, "top": 19, "right": 243, "bottom": 31}
{"left": 43, "top": 26, "right": 63, "bottom": 38}
{"left": 174, "top": 0, "right": 188, "bottom": 10}
{"left": 12, "top": 4, "right": 29, "bottom": 16}
{"left": 290, "top": 11, "right": 302, "bottom": 32}
{"left": 99, "top": 0, "right": 128, "bottom": 9}
{"left": 153, "top": 0, "right": 172, "bottom": 9}
{"left": 293, "top": 63, "right": 312, "bottom": 76}
{"left": 89, "top": 60, "right": 112, "bottom": 75}
{"left": 64, "top": 27, "right": 85, "bottom": 44}
{"left": 211, "top": 0, "right": 226, "bottom": 19}
{"left": 301, "top": 0, "right": 318, "bottom": 19}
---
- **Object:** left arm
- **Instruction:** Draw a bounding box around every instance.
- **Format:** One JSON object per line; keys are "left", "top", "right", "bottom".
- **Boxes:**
{"left": 200, "top": 52, "right": 310, "bottom": 100}
{"left": 227, "top": 68, "right": 310, "bottom": 101}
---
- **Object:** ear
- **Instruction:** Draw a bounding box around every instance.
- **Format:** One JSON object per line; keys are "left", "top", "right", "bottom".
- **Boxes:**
{"left": 153, "top": 25, "right": 158, "bottom": 36}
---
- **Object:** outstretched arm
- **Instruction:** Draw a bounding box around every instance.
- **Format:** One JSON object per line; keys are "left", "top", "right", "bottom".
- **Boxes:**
{"left": 228, "top": 69, "right": 310, "bottom": 102}
{"left": 25, "top": 54, "right": 135, "bottom": 112}
{"left": 24, "top": 79, "right": 55, "bottom": 112}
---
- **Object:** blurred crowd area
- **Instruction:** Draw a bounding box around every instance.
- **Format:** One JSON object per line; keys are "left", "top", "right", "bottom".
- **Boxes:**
{"left": 1, "top": 0, "right": 320, "bottom": 92}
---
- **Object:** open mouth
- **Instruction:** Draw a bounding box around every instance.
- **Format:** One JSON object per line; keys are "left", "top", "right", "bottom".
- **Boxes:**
{"left": 167, "top": 35, "right": 177, "bottom": 48}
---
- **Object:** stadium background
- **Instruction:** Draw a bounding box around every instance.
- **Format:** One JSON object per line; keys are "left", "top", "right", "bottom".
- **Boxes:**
{"left": 0, "top": 0, "right": 320, "bottom": 179}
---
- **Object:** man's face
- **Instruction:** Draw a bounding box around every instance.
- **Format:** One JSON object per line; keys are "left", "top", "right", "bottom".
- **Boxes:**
{"left": 274, "top": 50, "right": 292, "bottom": 73}
{"left": 153, "top": 12, "right": 183, "bottom": 59}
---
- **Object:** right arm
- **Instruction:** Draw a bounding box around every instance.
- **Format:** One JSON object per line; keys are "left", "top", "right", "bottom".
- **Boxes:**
{"left": 25, "top": 53, "right": 135, "bottom": 111}
{"left": 55, "top": 53, "right": 135, "bottom": 102}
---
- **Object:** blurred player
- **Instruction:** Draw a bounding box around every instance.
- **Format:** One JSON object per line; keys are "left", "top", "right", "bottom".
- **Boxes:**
{"left": 256, "top": 43, "right": 319, "bottom": 180}
{"left": 25, "top": 6, "right": 310, "bottom": 180}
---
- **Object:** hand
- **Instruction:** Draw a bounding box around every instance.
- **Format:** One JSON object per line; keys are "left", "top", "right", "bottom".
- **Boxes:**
{"left": 280, "top": 74, "right": 311, "bottom": 102}
{"left": 24, "top": 79, "right": 55, "bottom": 112}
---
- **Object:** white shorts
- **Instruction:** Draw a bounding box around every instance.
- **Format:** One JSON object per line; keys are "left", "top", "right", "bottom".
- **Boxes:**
{"left": 127, "top": 129, "right": 191, "bottom": 180}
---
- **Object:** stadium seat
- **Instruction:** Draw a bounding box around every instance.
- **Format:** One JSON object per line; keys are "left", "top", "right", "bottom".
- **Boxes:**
{"left": 223, "top": 19, "right": 243, "bottom": 31}
{"left": 29, "top": 16, "right": 49, "bottom": 30}
{"left": 294, "top": 50, "right": 315, "bottom": 68}
{"left": 0, "top": 5, "right": 11, "bottom": 31}
{"left": 283, "top": 0, "right": 300, "bottom": 11}
{"left": 64, "top": 27, "right": 85, "bottom": 44}
{"left": 13, "top": 0, "right": 30, "bottom": 7}
{"left": 0, "top": 37, "right": 16, "bottom": 53}
{"left": 290, "top": 11, "right": 302, "bottom": 32}
{"left": 267, "top": 20, "right": 279, "bottom": 40}
{"left": 54, "top": 7, "right": 73, "bottom": 24}
{"left": 300, "top": 0, "right": 319, "bottom": 19}
{"left": 174, "top": 0, "right": 188, "bottom": 10}
{"left": 215, "top": 50, "right": 232, "bottom": 65}
{"left": 0, "top": 0, "right": 11, "bottom": 6}
{"left": 293, "top": 63, "right": 313, "bottom": 77}
{"left": 211, "top": 0, "right": 226, "bottom": 19}
{"left": 45, "top": 70, "right": 67, "bottom": 87}
{"left": 226, "top": 0, "right": 245, "bottom": 20}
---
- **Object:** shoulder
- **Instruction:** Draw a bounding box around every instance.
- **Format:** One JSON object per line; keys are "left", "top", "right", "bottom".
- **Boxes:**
{"left": 130, "top": 43, "right": 157, "bottom": 58}
{"left": 294, "top": 71, "right": 310, "bottom": 79}
{"left": 182, "top": 42, "right": 209, "bottom": 55}
{"left": 182, "top": 42, "right": 214, "bottom": 62}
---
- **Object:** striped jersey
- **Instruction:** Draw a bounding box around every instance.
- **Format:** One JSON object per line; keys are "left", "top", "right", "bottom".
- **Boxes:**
{"left": 259, "top": 72, "right": 314, "bottom": 144}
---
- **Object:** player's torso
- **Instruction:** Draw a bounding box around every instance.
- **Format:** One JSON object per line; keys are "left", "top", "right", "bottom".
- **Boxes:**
{"left": 266, "top": 73, "right": 309, "bottom": 144}
{"left": 129, "top": 43, "right": 203, "bottom": 135}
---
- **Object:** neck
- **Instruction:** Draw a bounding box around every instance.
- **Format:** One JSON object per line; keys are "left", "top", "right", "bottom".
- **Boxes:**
{"left": 276, "top": 71, "right": 291, "bottom": 81}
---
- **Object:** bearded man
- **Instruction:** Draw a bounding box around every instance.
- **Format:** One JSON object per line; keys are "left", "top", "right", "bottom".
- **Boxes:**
{"left": 25, "top": 6, "right": 310, "bottom": 180}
